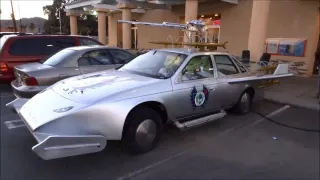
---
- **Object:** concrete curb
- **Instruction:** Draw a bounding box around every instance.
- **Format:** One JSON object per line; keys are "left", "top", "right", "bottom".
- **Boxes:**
{"left": 263, "top": 97, "right": 320, "bottom": 111}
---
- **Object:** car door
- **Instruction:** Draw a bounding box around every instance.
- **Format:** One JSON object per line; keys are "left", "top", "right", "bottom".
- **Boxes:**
{"left": 108, "top": 49, "right": 136, "bottom": 68}
{"left": 212, "top": 54, "right": 245, "bottom": 107}
{"left": 171, "top": 55, "right": 224, "bottom": 119}
{"left": 78, "top": 49, "right": 115, "bottom": 74}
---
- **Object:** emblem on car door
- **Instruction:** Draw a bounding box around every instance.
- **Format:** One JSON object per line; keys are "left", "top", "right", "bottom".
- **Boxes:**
{"left": 190, "top": 85, "right": 209, "bottom": 109}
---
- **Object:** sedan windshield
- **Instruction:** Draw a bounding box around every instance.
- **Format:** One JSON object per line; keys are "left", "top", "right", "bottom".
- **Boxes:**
{"left": 119, "top": 50, "right": 188, "bottom": 79}
{"left": 42, "top": 49, "right": 76, "bottom": 66}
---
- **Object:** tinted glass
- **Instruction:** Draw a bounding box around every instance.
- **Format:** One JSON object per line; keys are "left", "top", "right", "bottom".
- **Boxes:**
{"left": 119, "top": 50, "right": 187, "bottom": 79}
{"left": 214, "top": 55, "right": 239, "bottom": 76}
{"left": 78, "top": 50, "right": 112, "bottom": 66}
{"left": 43, "top": 49, "right": 76, "bottom": 66}
{"left": 182, "top": 55, "right": 214, "bottom": 81}
{"left": 109, "top": 49, "right": 135, "bottom": 64}
{"left": 79, "top": 38, "right": 101, "bottom": 45}
{"left": 8, "top": 37, "right": 75, "bottom": 56}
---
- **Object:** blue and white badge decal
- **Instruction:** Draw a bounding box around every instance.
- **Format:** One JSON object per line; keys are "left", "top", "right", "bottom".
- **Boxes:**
{"left": 190, "top": 85, "right": 209, "bottom": 109}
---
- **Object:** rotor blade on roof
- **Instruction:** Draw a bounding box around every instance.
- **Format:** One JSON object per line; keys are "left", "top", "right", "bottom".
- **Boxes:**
{"left": 118, "top": 20, "right": 187, "bottom": 30}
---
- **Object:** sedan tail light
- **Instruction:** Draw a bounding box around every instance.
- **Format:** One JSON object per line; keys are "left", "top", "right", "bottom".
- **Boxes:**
{"left": 0, "top": 61, "right": 8, "bottom": 73}
{"left": 23, "top": 76, "right": 38, "bottom": 86}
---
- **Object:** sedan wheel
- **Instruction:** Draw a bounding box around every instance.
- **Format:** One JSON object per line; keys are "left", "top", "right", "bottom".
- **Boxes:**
{"left": 123, "top": 107, "right": 163, "bottom": 154}
{"left": 233, "top": 91, "right": 252, "bottom": 114}
{"left": 135, "top": 119, "right": 157, "bottom": 150}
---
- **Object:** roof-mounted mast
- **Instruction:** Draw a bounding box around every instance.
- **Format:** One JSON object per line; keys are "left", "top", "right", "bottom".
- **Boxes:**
{"left": 118, "top": 19, "right": 228, "bottom": 51}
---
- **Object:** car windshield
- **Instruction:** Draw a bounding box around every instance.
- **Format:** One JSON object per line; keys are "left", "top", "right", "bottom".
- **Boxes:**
{"left": 42, "top": 49, "right": 75, "bottom": 66}
{"left": 119, "top": 50, "right": 188, "bottom": 79}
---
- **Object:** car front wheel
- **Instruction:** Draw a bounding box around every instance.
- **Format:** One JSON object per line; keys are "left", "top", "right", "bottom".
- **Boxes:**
{"left": 233, "top": 91, "right": 253, "bottom": 114}
{"left": 123, "top": 106, "right": 163, "bottom": 154}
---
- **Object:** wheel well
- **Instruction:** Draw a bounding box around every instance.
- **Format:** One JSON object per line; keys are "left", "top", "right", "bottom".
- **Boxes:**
{"left": 244, "top": 87, "right": 255, "bottom": 98}
{"left": 122, "top": 101, "right": 168, "bottom": 139}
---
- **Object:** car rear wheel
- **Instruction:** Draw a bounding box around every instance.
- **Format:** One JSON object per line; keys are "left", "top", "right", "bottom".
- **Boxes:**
{"left": 233, "top": 91, "right": 253, "bottom": 114}
{"left": 123, "top": 107, "right": 163, "bottom": 154}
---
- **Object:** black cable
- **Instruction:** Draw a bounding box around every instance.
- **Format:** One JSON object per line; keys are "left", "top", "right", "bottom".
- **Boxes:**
{"left": 252, "top": 111, "right": 320, "bottom": 133}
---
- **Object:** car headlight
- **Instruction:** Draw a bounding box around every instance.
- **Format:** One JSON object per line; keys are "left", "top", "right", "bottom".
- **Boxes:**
{"left": 53, "top": 106, "right": 73, "bottom": 113}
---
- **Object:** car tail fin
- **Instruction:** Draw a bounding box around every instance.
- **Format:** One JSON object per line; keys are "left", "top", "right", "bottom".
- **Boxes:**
{"left": 273, "top": 63, "right": 289, "bottom": 75}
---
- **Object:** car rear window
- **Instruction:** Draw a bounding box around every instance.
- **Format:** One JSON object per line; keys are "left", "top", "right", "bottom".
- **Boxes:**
{"left": 8, "top": 37, "right": 76, "bottom": 56}
{"left": 43, "top": 49, "right": 76, "bottom": 66}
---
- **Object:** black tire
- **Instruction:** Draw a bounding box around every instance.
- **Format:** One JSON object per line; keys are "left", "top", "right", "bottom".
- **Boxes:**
{"left": 122, "top": 106, "right": 163, "bottom": 154}
{"left": 232, "top": 91, "right": 253, "bottom": 114}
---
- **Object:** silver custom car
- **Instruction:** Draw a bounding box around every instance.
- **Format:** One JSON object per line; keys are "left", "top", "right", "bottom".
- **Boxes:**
{"left": 11, "top": 45, "right": 136, "bottom": 98}
{"left": 7, "top": 48, "right": 293, "bottom": 160}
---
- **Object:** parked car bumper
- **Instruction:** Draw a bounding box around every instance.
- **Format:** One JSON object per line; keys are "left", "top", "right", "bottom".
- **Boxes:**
{"left": 11, "top": 80, "right": 47, "bottom": 98}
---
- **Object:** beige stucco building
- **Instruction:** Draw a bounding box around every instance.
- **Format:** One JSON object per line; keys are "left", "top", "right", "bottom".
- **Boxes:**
{"left": 64, "top": 0, "right": 320, "bottom": 76}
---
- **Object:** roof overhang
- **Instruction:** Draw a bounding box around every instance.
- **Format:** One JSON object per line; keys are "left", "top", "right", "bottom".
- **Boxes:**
{"left": 64, "top": 0, "right": 239, "bottom": 15}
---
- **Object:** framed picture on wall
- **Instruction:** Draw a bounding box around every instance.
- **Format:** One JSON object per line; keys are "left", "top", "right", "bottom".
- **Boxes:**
{"left": 279, "top": 39, "right": 307, "bottom": 57}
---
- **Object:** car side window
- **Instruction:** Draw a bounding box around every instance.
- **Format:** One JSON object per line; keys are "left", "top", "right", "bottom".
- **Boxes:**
{"left": 181, "top": 55, "right": 214, "bottom": 81}
{"left": 214, "top": 55, "right": 239, "bottom": 76}
{"left": 79, "top": 38, "right": 101, "bottom": 46}
{"left": 78, "top": 50, "right": 112, "bottom": 66}
{"left": 232, "top": 57, "right": 247, "bottom": 73}
{"left": 109, "top": 49, "right": 135, "bottom": 64}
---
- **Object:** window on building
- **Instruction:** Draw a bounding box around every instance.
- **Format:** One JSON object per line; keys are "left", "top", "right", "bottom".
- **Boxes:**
{"left": 182, "top": 55, "right": 214, "bottom": 81}
{"left": 214, "top": 55, "right": 239, "bottom": 76}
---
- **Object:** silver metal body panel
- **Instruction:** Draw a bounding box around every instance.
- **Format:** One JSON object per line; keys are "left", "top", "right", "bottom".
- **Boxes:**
{"left": 11, "top": 46, "right": 135, "bottom": 98}
{"left": 6, "top": 49, "right": 293, "bottom": 160}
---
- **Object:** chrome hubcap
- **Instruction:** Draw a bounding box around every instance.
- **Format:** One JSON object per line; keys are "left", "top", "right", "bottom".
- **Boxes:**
{"left": 240, "top": 93, "right": 250, "bottom": 112}
{"left": 135, "top": 119, "right": 157, "bottom": 149}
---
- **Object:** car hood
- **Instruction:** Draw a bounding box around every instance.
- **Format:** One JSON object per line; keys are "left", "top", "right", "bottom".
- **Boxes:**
{"left": 51, "top": 70, "right": 168, "bottom": 104}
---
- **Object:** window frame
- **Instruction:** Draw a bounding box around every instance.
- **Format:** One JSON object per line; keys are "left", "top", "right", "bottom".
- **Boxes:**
{"left": 77, "top": 49, "right": 114, "bottom": 67}
{"left": 180, "top": 55, "right": 215, "bottom": 82}
{"left": 212, "top": 54, "right": 241, "bottom": 77}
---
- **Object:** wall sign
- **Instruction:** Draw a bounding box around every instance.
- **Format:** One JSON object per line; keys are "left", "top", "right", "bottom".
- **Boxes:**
{"left": 265, "top": 38, "right": 307, "bottom": 57}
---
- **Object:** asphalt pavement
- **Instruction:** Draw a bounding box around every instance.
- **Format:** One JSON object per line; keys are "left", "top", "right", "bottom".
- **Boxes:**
{"left": 0, "top": 83, "right": 319, "bottom": 180}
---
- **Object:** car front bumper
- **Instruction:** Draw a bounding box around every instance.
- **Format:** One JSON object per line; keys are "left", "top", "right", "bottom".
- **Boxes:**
{"left": 6, "top": 98, "right": 107, "bottom": 160}
{"left": 11, "top": 80, "right": 47, "bottom": 98}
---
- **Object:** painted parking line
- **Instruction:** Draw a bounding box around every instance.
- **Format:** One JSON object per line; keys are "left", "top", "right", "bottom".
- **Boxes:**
{"left": 251, "top": 105, "right": 291, "bottom": 126}
{"left": 4, "top": 120, "right": 26, "bottom": 129}
{"left": 116, "top": 151, "right": 186, "bottom": 180}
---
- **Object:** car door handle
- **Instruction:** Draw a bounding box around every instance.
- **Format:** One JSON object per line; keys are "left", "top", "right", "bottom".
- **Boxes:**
{"left": 209, "top": 88, "right": 215, "bottom": 91}
{"left": 75, "top": 68, "right": 79, "bottom": 71}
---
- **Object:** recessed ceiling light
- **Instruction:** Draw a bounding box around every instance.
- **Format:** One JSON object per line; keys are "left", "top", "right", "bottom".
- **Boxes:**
{"left": 214, "top": 14, "right": 219, "bottom": 17}
{"left": 201, "top": 15, "right": 204, "bottom": 18}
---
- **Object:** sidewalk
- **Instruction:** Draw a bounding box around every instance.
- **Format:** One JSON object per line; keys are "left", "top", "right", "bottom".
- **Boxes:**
{"left": 263, "top": 76, "right": 320, "bottom": 110}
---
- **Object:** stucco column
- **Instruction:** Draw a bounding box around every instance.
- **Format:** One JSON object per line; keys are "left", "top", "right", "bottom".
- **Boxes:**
{"left": 95, "top": 9, "right": 108, "bottom": 45}
{"left": 247, "top": 0, "right": 271, "bottom": 61}
{"left": 184, "top": 0, "right": 198, "bottom": 43}
{"left": 108, "top": 14, "right": 118, "bottom": 47}
{"left": 117, "top": 3, "right": 136, "bottom": 49}
{"left": 67, "top": 12, "right": 78, "bottom": 35}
